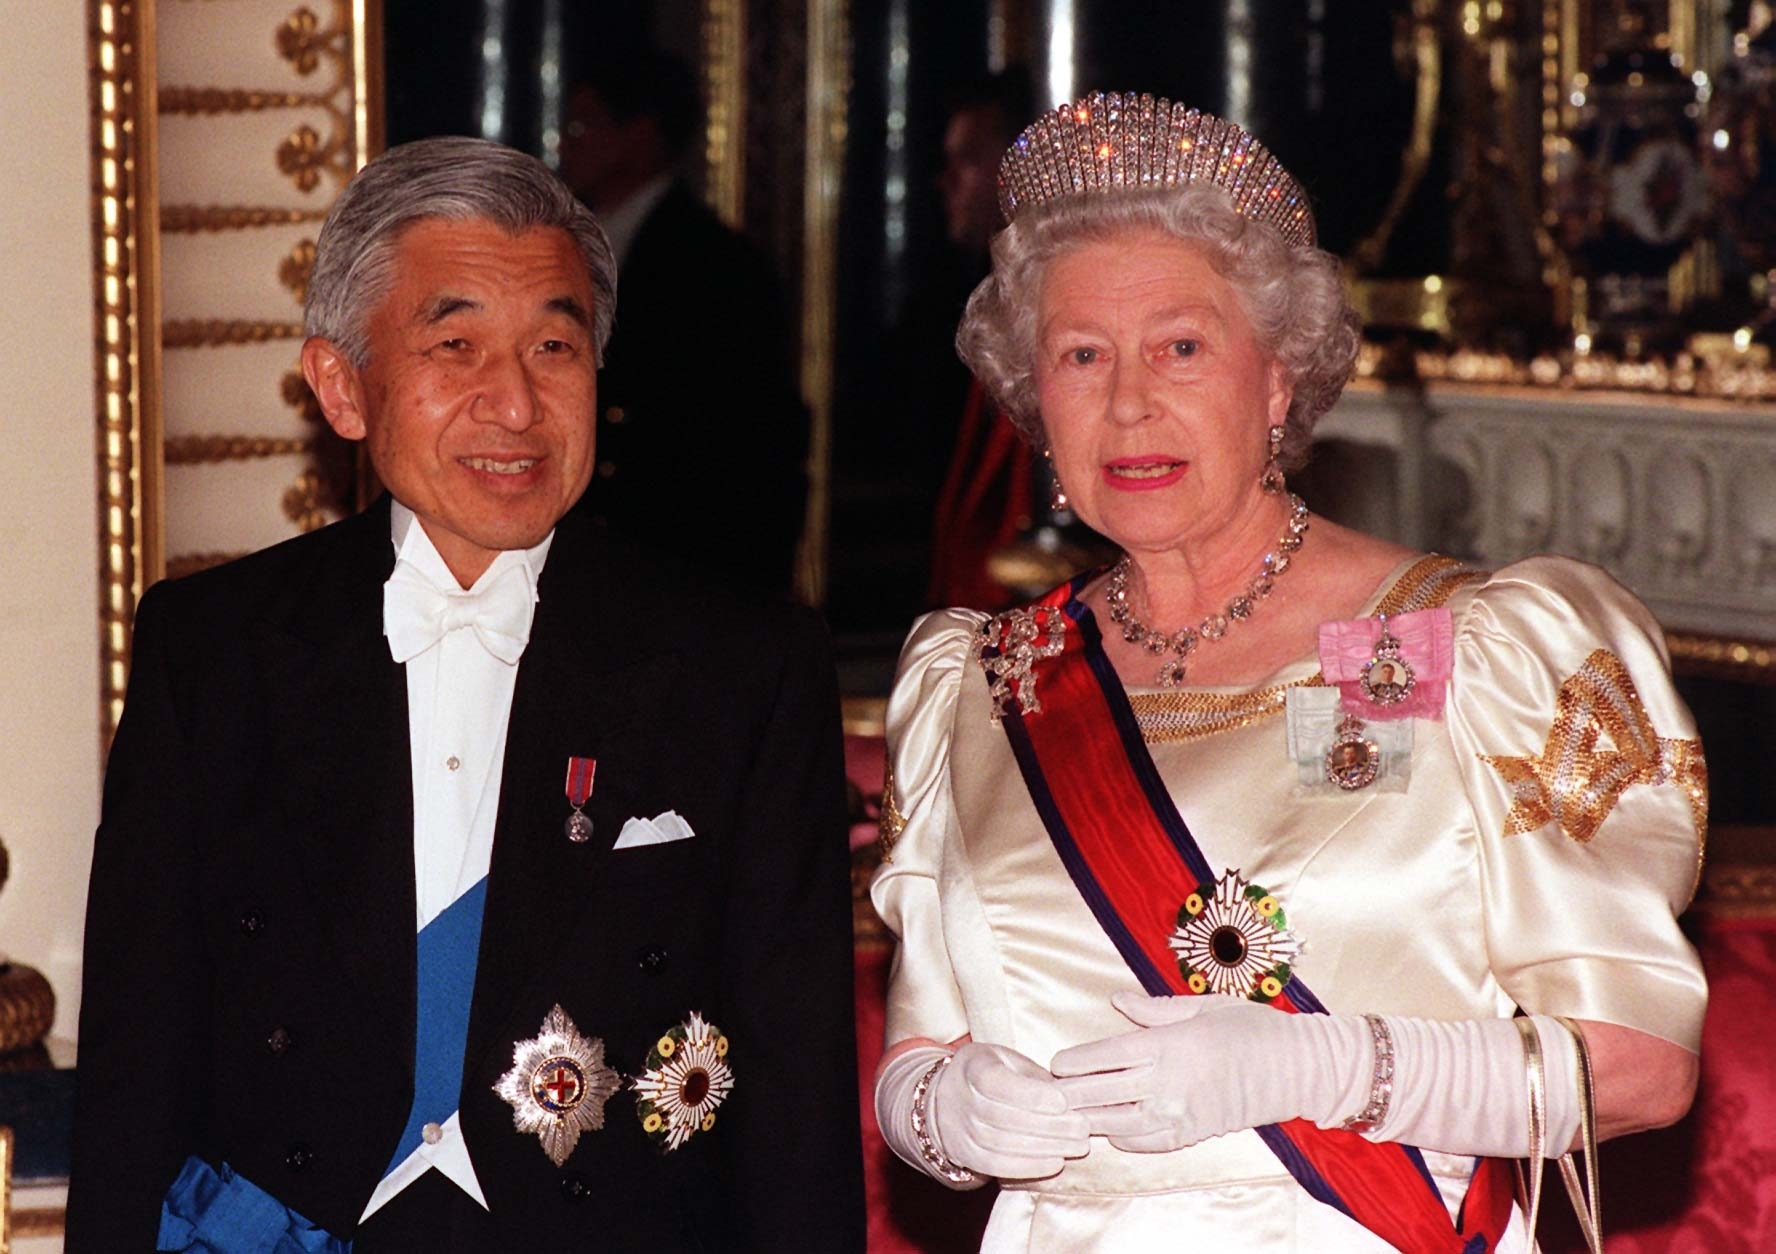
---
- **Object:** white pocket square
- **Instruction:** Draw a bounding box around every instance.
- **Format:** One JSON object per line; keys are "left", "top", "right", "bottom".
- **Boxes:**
{"left": 612, "top": 810, "right": 696, "bottom": 850}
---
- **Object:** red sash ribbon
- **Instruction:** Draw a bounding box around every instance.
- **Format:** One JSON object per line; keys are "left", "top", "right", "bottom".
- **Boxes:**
{"left": 987, "top": 578, "right": 1515, "bottom": 1253}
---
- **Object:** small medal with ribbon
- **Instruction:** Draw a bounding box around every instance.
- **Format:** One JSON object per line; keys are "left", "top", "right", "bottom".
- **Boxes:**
{"left": 1324, "top": 714, "right": 1382, "bottom": 791}
{"left": 564, "top": 756, "right": 596, "bottom": 843}
{"left": 1316, "top": 608, "right": 1452, "bottom": 722}
{"left": 1357, "top": 614, "right": 1415, "bottom": 707}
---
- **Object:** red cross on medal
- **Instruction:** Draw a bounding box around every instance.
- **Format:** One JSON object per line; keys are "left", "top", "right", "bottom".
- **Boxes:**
{"left": 534, "top": 1060, "right": 585, "bottom": 1112}
{"left": 496, "top": 1004, "right": 623, "bottom": 1166}
{"left": 564, "top": 757, "right": 596, "bottom": 843}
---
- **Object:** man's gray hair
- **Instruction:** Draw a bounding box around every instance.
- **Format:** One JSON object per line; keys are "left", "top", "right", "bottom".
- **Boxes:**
{"left": 304, "top": 136, "right": 618, "bottom": 367}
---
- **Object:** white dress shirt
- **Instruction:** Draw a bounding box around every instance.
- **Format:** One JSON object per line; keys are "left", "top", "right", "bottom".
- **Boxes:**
{"left": 361, "top": 502, "right": 553, "bottom": 1220}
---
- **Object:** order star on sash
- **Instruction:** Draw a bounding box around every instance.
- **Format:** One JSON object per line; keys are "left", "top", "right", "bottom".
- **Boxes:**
{"left": 495, "top": 1005, "right": 623, "bottom": 1166}
{"left": 1168, "top": 869, "right": 1302, "bottom": 1000}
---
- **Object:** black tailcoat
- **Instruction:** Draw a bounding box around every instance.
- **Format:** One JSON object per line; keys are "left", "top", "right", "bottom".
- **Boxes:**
{"left": 67, "top": 500, "right": 864, "bottom": 1251}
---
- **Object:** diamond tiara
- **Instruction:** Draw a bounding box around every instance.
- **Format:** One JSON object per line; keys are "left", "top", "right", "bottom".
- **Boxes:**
{"left": 997, "top": 91, "right": 1316, "bottom": 249}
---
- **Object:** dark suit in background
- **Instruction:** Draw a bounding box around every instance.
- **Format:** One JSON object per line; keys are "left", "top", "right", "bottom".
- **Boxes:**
{"left": 581, "top": 182, "right": 809, "bottom": 597}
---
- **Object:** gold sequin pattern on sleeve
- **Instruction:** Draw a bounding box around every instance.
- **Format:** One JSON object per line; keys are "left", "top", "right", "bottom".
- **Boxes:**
{"left": 877, "top": 760, "right": 908, "bottom": 864}
{"left": 1372, "top": 555, "right": 1488, "bottom": 617}
{"left": 1481, "top": 648, "right": 1708, "bottom": 846}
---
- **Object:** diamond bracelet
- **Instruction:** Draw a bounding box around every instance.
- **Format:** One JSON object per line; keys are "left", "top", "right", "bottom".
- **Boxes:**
{"left": 909, "top": 1053, "right": 982, "bottom": 1185}
{"left": 1340, "top": 1014, "right": 1396, "bottom": 1134}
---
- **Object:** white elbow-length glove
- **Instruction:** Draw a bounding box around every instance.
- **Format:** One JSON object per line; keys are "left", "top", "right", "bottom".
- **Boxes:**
{"left": 1051, "top": 991, "right": 1580, "bottom": 1158}
{"left": 876, "top": 1042, "right": 1092, "bottom": 1187}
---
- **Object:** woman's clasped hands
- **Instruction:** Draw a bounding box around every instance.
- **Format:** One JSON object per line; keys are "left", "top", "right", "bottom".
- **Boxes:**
{"left": 926, "top": 991, "right": 1367, "bottom": 1179}
{"left": 1051, "top": 991, "right": 1362, "bottom": 1153}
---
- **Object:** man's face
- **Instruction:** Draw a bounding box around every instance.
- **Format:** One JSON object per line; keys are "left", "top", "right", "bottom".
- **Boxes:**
{"left": 558, "top": 86, "right": 645, "bottom": 211}
{"left": 938, "top": 105, "right": 1008, "bottom": 253}
{"left": 305, "top": 217, "right": 600, "bottom": 586}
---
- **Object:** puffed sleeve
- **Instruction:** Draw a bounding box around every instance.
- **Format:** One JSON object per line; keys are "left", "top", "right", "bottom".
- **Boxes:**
{"left": 1447, "top": 556, "right": 1707, "bottom": 1050}
{"left": 870, "top": 609, "right": 988, "bottom": 1048}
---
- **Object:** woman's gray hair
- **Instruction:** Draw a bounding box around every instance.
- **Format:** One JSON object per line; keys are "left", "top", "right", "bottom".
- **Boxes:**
{"left": 304, "top": 136, "right": 618, "bottom": 367}
{"left": 956, "top": 185, "right": 1359, "bottom": 471}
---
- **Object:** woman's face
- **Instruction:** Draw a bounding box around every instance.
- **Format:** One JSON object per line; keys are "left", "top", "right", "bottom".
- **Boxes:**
{"left": 1033, "top": 230, "right": 1291, "bottom": 557}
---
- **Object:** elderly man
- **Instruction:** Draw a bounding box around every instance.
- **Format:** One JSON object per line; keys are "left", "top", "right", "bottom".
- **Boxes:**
{"left": 67, "top": 137, "right": 864, "bottom": 1251}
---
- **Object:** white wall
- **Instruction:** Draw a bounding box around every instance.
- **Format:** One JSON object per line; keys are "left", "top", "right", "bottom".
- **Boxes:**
{"left": 0, "top": 2, "right": 103, "bottom": 1045}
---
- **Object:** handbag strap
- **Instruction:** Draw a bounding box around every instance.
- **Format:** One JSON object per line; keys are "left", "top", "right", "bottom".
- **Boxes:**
{"left": 1516, "top": 1016, "right": 1604, "bottom": 1254}
{"left": 1513, "top": 1017, "right": 1548, "bottom": 1241}
{"left": 1555, "top": 1016, "right": 1603, "bottom": 1254}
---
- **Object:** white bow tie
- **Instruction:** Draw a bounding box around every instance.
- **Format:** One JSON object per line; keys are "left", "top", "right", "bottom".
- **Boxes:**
{"left": 383, "top": 560, "right": 537, "bottom": 665}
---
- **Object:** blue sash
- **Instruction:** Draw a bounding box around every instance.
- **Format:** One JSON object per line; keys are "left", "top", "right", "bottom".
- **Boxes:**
{"left": 158, "top": 1156, "right": 349, "bottom": 1253}
{"left": 383, "top": 875, "right": 488, "bottom": 1173}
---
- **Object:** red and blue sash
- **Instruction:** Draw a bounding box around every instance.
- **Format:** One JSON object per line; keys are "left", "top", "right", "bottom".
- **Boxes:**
{"left": 987, "top": 576, "right": 1514, "bottom": 1254}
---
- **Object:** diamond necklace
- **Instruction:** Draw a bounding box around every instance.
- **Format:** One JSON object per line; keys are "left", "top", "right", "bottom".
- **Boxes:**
{"left": 1104, "top": 493, "right": 1310, "bottom": 687}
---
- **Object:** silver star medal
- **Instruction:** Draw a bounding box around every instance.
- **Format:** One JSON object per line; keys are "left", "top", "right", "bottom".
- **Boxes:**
{"left": 494, "top": 1004, "right": 623, "bottom": 1166}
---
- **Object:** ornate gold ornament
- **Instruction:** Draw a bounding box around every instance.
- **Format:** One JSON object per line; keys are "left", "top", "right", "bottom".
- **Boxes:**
{"left": 160, "top": 205, "right": 329, "bottom": 233}
{"left": 90, "top": 0, "right": 381, "bottom": 743}
{"left": 164, "top": 435, "right": 316, "bottom": 465}
{"left": 282, "top": 370, "right": 325, "bottom": 424}
{"left": 1353, "top": 341, "right": 1776, "bottom": 403}
{"left": 876, "top": 760, "right": 906, "bottom": 865}
{"left": 162, "top": 319, "right": 304, "bottom": 349}
{"left": 1132, "top": 683, "right": 1297, "bottom": 744}
{"left": 1482, "top": 649, "right": 1708, "bottom": 845}
{"left": 277, "top": 6, "right": 330, "bottom": 75}
{"left": 277, "top": 122, "right": 330, "bottom": 193}
{"left": 91, "top": 0, "right": 163, "bottom": 743}
{"left": 158, "top": 85, "right": 322, "bottom": 115}
{"left": 282, "top": 468, "right": 340, "bottom": 532}
{"left": 278, "top": 238, "right": 317, "bottom": 303}
{"left": 1665, "top": 632, "right": 1776, "bottom": 683}
{"left": 1700, "top": 862, "right": 1776, "bottom": 921}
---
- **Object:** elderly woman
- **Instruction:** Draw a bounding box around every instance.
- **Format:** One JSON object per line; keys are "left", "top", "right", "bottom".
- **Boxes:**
{"left": 871, "top": 94, "right": 1705, "bottom": 1252}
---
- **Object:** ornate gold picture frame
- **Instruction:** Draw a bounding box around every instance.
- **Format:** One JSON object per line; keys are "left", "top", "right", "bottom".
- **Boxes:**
{"left": 90, "top": 0, "right": 383, "bottom": 742}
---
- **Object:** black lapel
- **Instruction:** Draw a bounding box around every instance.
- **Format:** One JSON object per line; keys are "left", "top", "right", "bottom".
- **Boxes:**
{"left": 465, "top": 515, "right": 681, "bottom": 1072}
{"left": 259, "top": 498, "right": 418, "bottom": 1071}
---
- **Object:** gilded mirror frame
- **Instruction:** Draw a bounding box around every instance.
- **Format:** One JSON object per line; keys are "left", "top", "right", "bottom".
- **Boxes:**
{"left": 90, "top": 0, "right": 383, "bottom": 742}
